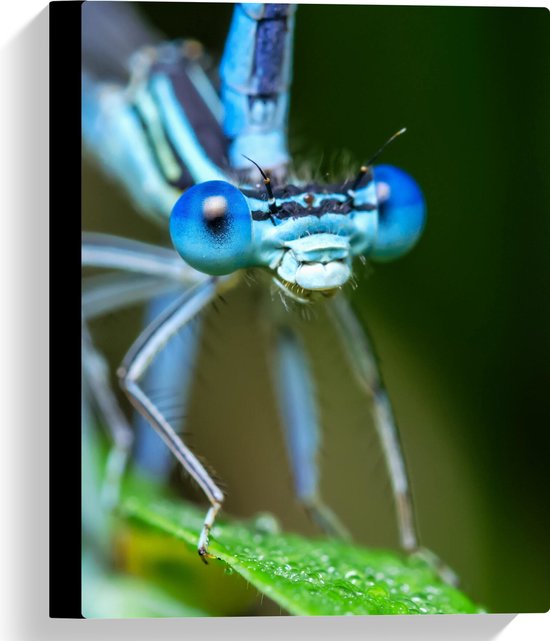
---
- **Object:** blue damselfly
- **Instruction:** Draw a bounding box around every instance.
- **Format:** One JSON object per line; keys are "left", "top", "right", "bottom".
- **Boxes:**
{"left": 82, "top": 2, "right": 453, "bottom": 581}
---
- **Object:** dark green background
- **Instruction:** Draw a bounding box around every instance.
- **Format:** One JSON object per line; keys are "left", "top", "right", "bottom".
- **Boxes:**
{"left": 83, "top": 3, "right": 550, "bottom": 614}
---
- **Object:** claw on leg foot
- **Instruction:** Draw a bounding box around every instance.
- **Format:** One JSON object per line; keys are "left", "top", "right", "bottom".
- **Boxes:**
{"left": 197, "top": 502, "right": 222, "bottom": 565}
{"left": 198, "top": 546, "right": 216, "bottom": 564}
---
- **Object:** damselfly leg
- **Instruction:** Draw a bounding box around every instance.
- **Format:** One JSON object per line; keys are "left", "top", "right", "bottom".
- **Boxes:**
{"left": 117, "top": 276, "right": 240, "bottom": 561}
{"left": 82, "top": 233, "right": 206, "bottom": 509}
{"left": 271, "top": 317, "right": 351, "bottom": 541}
{"left": 328, "top": 296, "right": 459, "bottom": 584}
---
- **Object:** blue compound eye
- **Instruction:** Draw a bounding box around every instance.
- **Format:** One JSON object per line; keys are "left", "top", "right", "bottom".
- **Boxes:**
{"left": 370, "top": 164, "right": 426, "bottom": 262}
{"left": 170, "top": 180, "right": 253, "bottom": 275}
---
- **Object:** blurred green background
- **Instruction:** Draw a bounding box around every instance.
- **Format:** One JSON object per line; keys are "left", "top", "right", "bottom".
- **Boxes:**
{"left": 83, "top": 3, "right": 550, "bottom": 614}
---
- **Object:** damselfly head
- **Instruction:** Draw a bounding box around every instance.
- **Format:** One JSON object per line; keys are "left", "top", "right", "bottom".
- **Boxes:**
{"left": 169, "top": 162, "right": 426, "bottom": 302}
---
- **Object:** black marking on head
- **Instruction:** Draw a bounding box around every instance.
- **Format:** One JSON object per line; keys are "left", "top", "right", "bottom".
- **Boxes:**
{"left": 242, "top": 179, "right": 376, "bottom": 221}
{"left": 250, "top": 199, "right": 375, "bottom": 221}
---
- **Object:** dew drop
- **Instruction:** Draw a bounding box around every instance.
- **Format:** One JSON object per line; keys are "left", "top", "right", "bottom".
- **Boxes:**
{"left": 344, "top": 570, "right": 362, "bottom": 584}
{"left": 367, "top": 584, "right": 390, "bottom": 599}
{"left": 251, "top": 512, "right": 281, "bottom": 534}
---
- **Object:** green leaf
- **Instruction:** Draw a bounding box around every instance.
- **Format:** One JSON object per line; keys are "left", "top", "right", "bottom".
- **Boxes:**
{"left": 118, "top": 493, "right": 484, "bottom": 616}
{"left": 82, "top": 551, "right": 210, "bottom": 618}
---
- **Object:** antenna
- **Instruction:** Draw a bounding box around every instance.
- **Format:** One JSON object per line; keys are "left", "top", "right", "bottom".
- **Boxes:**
{"left": 345, "top": 127, "right": 407, "bottom": 202}
{"left": 242, "top": 154, "right": 280, "bottom": 219}
{"left": 365, "top": 127, "right": 407, "bottom": 168}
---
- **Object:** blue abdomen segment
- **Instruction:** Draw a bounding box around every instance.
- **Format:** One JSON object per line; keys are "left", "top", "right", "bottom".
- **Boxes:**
{"left": 370, "top": 165, "right": 426, "bottom": 261}
{"left": 220, "top": 4, "right": 296, "bottom": 175}
{"left": 170, "top": 181, "right": 253, "bottom": 275}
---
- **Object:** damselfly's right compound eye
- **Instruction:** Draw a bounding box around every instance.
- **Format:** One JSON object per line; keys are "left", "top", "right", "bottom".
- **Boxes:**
{"left": 170, "top": 180, "right": 253, "bottom": 275}
{"left": 370, "top": 164, "right": 426, "bottom": 262}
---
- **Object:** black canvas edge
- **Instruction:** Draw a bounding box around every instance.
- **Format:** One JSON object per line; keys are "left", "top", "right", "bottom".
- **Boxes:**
{"left": 49, "top": 0, "right": 84, "bottom": 619}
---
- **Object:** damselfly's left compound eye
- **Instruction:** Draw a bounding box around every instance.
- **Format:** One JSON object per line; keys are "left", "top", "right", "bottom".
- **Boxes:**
{"left": 370, "top": 165, "right": 426, "bottom": 261}
{"left": 170, "top": 180, "right": 253, "bottom": 275}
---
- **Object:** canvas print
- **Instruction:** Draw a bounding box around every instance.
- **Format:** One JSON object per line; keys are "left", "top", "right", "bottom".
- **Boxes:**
{"left": 81, "top": 2, "right": 550, "bottom": 617}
